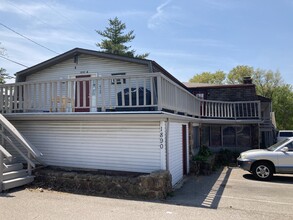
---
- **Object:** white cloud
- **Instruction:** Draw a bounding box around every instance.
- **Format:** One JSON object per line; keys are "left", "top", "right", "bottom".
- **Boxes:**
{"left": 148, "top": 0, "right": 173, "bottom": 29}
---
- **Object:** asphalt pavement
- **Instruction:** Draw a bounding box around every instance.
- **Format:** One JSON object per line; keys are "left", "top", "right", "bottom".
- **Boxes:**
{"left": 1, "top": 167, "right": 293, "bottom": 220}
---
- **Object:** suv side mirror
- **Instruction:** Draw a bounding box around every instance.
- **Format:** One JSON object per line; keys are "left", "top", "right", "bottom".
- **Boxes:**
{"left": 281, "top": 147, "right": 289, "bottom": 152}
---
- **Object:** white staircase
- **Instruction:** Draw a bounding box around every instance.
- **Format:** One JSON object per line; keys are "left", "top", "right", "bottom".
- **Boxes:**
{"left": 2, "top": 158, "right": 34, "bottom": 191}
{"left": 0, "top": 114, "right": 42, "bottom": 192}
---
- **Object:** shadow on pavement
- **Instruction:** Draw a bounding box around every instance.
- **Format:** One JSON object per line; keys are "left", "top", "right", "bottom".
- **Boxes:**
{"left": 165, "top": 166, "right": 232, "bottom": 209}
{"left": 243, "top": 173, "right": 293, "bottom": 184}
{"left": 0, "top": 189, "right": 18, "bottom": 198}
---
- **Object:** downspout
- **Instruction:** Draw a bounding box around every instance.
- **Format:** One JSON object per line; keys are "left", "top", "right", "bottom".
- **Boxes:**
{"left": 165, "top": 118, "right": 170, "bottom": 170}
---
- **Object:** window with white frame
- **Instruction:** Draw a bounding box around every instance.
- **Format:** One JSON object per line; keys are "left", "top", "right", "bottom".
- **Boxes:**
{"left": 111, "top": 73, "right": 126, "bottom": 85}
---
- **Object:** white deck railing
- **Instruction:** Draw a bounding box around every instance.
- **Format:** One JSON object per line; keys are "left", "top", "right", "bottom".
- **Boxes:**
{"left": 0, "top": 72, "right": 261, "bottom": 119}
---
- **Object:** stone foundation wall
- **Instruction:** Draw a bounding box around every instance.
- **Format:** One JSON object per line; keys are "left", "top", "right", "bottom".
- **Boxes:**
{"left": 33, "top": 168, "right": 172, "bottom": 200}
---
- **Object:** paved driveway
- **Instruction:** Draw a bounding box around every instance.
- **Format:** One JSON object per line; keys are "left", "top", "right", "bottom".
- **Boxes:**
{"left": 167, "top": 167, "right": 293, "bottom": 218}
{"left": 1, "top": 167, "right": 293, "bottom": 220}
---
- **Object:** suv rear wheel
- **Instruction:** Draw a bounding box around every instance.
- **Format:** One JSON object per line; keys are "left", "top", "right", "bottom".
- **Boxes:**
{"left": 252, "top": 162, "right": 273, "bottom": 181}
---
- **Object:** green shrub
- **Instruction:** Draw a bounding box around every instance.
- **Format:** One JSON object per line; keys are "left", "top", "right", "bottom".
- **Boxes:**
{"left": 193, "top": 145, "right": 212, "bottom": 162}
{"left": 216, "top": 149, "right": 240, "bottom": 166}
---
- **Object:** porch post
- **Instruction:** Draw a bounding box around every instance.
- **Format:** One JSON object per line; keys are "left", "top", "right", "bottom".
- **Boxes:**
{"left": 157, "top": 75, "right": 162, "bottom": 111}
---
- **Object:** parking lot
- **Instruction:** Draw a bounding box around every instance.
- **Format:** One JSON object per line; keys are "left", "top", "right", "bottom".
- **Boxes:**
{"left": 1, "top": 167, "right": 293, "bottom": 220}
{"left": 167, "top": 167, "right": 293, "bottom": 218}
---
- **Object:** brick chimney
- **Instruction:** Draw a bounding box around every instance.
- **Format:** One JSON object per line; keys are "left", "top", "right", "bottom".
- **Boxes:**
{"left": 243, "top": 76, "right": 253, "bottom": 84}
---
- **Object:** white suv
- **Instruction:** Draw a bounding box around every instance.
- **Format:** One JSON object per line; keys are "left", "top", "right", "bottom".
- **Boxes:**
{"left": 277, "top": 130, "right": 293, "bottom": 142}
{"left": 237, "top": 137, "right": 293, "bottom": 180}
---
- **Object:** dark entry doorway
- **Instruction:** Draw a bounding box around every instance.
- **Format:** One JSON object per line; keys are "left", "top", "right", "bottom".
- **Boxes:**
{"left": 75, "top": 75, "right": 90, "bottom": 112}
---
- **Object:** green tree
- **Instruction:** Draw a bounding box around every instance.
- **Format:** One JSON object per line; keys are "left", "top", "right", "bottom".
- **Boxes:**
{"left": 96, "top": 17, "right": 149, "bottom": 59}
{"left": 189, "top": 70, "right": 226, "bottom": 84}
{"left": 227, "top": 65, "right": 283, "bottom": 98}
{"left": 227, "top": 65, "right": 254, "bottom": 84}
{"left": 253, "top": 69, "right": 283, "bottom": 99}
{"left": 0, "top": 42, "right": 12, "bottom": 84}
{"left": 0, "top": 68, "right": 13, "bottom": 84}
{"left": 272, "top": 85, "right": 293, "bottom": 129}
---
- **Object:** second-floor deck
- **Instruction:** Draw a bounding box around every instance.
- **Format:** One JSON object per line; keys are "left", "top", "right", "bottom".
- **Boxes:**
{"left": 0, "top": 72, "right": 261, "bottom": 120}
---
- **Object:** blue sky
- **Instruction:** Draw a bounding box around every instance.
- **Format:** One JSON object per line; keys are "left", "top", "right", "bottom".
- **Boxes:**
{"left": 0, "top": 0, "right": 293, "bottom": 85}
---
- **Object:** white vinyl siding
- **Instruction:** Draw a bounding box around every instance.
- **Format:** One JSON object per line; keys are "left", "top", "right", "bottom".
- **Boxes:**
{"left": 9, "top": 120, "right": 161, "bottom": 173}
{"left": 168, "top": 122, "right": 183, "bottom": 186}
{"left": 26, "top": 54, "right": 150, "bottom": 82}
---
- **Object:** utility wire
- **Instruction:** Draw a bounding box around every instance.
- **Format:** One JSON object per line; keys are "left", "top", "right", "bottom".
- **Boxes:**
{"left": 0, "top": 22, "right": 60, "bottom": 55}
{"left": 7, "top": 0, "right": 54, "bottom": 29}
{"left": 8, "top": 0, "right": 96, "bottom": 48}
{"left": 0, "top": 55, "right": 28, "bottom": 68}
{"left": 39, "top": 0, "right": 94, "bottom": 36}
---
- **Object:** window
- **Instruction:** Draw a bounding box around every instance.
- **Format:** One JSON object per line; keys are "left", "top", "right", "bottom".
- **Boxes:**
{"left": 237, "top": 126, "right": 251, "bottom": 147}
{"left": 286, "top": 142, "right": 293, "bottom": 151}
{"left": 280, "top": 131, "right": 293, "bottom": 137}
{"left": 223, "top": 126, "right": 236, "bottom": 147}
{"left": 201, "top": 126, "right": 210, "bottom": 146}
{"left": 111, "top": 73, "right": 126, "bottom": 84}
{"left": 196, "top": 93, "right": 204, "bottom": 99}
{"left": 210, "top": 126, "right": 221, "bottom": 147}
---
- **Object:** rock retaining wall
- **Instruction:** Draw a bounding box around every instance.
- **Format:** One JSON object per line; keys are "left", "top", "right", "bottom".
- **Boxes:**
{"left": 33, "top": 168, "right": 172, "bottom": 200}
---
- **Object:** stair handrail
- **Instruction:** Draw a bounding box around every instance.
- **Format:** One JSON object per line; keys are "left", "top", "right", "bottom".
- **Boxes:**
{"left": 0, "top": 144, "right": 12, "bottom": 192}
{"left": 2, "top": 135, "right": 36, "bottom": 168}
{"left": 0, "top": 114, "right": 42, "bottom": 158}
{"left": 0, "top": 144, "right": 12, "bottom": 162}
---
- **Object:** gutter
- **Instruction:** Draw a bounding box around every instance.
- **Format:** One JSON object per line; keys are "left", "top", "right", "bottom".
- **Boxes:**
{"left": 4, "top": 111, "right": 262, "bottom": 124}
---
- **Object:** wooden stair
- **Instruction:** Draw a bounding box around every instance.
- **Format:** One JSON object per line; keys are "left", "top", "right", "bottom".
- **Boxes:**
{"left": 2, "top": 158, "right": 34, "bottom": 191}
{"left": 0, "top": 114, "right": 42, "bottom": 192}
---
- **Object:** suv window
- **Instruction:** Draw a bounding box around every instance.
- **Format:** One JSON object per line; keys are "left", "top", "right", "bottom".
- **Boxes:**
{"left": 286, "top": 142, "right": 293, "bottom": 151}
{"left": 280, "top": 132, "right": 293, "bottom": 137}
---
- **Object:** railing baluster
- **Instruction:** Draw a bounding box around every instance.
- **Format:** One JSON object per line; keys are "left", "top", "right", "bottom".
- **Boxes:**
{"left": 13, "top": 85, "right": 17, "bottom": 112}
{"left": 108, "top": 79, "right": 111, "bottom": 108}
{"left": 101, "top": 79, "right": 105, "bottom": 111}
{"left": 65, "top": 81, "right": 68, "bottom": 112}
{"left": 44, "top": 83, "right": 47, "bottom": 110}
{"left": 48, "top": 82, "right": 51, "bottom": 112}
{"left": 76, "top": 80, "right": 80, "bottom": 109}
{"left": 136, "top": 78, "right": 139, "bottom": 106}
{"left": 253, "top": 102, "right": 256, "bottom": 117}
{"left": 128, "top": 78, "right": 132, "bottom": 107}
{"left": 18, "top": 85, "right": 23, "bottom": 111}
{"left": 150, "top": 77, "right": 154, "bottom": 106}
{"left": 157, "top": 76, "right": 162, "bottom": 111}
{"left": 82, "top": 81, "right": 86, "bottom": 108}
{"left": 37, "top": 83, "right": 41, "bottom": 111}
{"left": 89, "top": 79, "right": 92, "bottom": 110}
{"left": 70, "top": 81, "right": 75, "bottom": 112}
{"left": 95, "top": 79, "right": 99, "bottom": 109}
{"left": 53, "top": 82, "right": 57, "bottom": 111}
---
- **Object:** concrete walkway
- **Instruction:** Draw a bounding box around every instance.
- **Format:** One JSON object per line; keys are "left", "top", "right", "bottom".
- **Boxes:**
{"left": 166, "top": 167, "right": 231, "bottom": 208}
